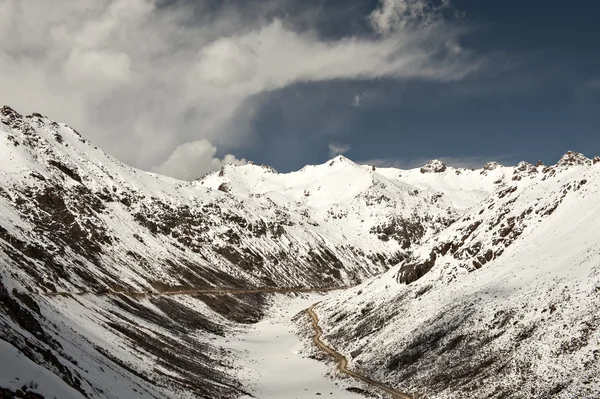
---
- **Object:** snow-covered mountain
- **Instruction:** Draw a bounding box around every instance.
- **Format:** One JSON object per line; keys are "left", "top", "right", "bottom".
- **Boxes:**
{"left": 0, "top": 104, "right": 516, "bottom": 297}
{"left": 312, "top": 153, "right": 600, "bottom": 398}
{"left": 1, "top": 104, "right": 598, "bottom": 398}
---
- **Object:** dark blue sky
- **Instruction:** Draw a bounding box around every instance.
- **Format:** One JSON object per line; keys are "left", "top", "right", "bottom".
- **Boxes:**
{"left": 227, "top": 0, "right": 600, "bottom": 171}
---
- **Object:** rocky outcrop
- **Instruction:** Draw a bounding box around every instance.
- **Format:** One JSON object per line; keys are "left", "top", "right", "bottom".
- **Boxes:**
{"left": 260, "top": 164, "right": 278, "bottom": 173}
{"left": 396, "top": 251, "right": 437, "bottom": 284}
{"left": 370, "top": 217, "right": 426, "bottom": 249}
{"left": 557, "top": 151, "right": 590, "bottom": 167}
{"left": 512, "top": 161, "right": 537, "bottom": 180}
{"left": 420, "top": 160, "right": 447, "bottom": 174}
{"left": 483, "top": 161, "right": 501, "bottom": 171}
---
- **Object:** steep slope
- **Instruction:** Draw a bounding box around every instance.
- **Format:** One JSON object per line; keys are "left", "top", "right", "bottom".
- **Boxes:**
{"left": 312, "top": 154, "right": 600, "bottom": 398}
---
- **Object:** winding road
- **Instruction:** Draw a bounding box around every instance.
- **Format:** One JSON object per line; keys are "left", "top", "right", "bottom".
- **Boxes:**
{"left": 307, "top": 304, "right": 413, "bottom": 399}
{"left": 43, "top": 285, "right": 347, "bottom": 297}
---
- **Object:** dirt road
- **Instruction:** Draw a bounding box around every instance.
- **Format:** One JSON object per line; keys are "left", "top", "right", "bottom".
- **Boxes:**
{"left": 307, "top": 304, "right": 413, "bottom": 399}
{"left": 43, "top": 285, "right": 347, "bottom": 297}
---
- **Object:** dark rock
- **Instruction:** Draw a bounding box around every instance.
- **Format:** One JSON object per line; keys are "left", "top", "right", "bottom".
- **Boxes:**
{"left": 420, "top": 160, "right": 447, "bottom": 174}
{"left": 397, "top": 251, "right": 437, "bottom": 284}
{"left": 370, "top": 217, "right": 425, "bottom": 249}
{"left": 350, "top": 349, "right": 363, "bottom": 358}
{"left": 217, "top": 183, "right": 230, "bottom": 193}
{"left": 47, "top": 160, "right": 82, "bottom": 183}
{"left": 483, "top": 161, "right": 501, "bottom": 171}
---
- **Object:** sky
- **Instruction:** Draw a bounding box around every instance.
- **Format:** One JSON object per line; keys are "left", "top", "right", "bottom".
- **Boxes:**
{"left": 1, "top": 0, "right": 599, "bottom": 180}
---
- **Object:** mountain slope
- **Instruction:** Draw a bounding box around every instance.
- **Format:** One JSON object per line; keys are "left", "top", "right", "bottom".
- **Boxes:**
{"left": 312, "top": 154, "right": 600, "bottom": 398}
{"left": 0, "top": 105, "right": 504, "bottom": 398}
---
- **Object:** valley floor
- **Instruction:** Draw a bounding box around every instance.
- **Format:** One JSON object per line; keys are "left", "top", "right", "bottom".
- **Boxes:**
{"left": 224, "top": 294, "right": 368, "bottom": 399}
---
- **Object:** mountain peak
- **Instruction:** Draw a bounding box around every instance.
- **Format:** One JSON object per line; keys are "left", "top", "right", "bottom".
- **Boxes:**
{"left": 259, "top": 163, "right": 278, "bottom": 173}
{"left": 483, "top": 161, "right": 502, "bottom": 171}
{"left": 332, "top": 154, "right": 352, "bottom": 162}
{"left": 420, "top": 159, "right": 447, "bottom": 174}
{"left": 1, "top": 105, "right": 21, "bottom": 119}
{"left": 557, "top": 151, "right": 590, "bottom": 167}
{"left": 325, "top": 154, "right": 357, "bottom": 167}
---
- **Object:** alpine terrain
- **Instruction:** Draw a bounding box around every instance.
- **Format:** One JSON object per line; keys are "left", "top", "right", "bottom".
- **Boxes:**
{"left": 0, "top": 104, "right": 599, "bottom": 398}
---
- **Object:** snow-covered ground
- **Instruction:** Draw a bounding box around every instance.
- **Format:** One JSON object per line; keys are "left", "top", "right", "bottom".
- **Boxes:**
{"left": 0, "top": 338, "right": 85, "bottom": 399}
{"left": 226, "top": 294, "right": 366, "bottom": 399}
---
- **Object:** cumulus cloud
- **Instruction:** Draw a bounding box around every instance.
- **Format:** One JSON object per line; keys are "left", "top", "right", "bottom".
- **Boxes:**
{"left": 151, "top": 140, "right": 246, "bottom": 181}
{"left": 328, "top": 143, "right": 352, "bottom": 158}
{"left": 0, "top": 0, "right": 481, "bottom": 179}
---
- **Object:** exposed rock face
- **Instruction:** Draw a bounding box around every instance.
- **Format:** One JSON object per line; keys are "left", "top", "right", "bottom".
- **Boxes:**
{"left": 397, "top": 251, "right": 437, "bottom": 284}
{"left": 512, "top": 161, "right": 538, "bottom": 180}
{"left": 420, "top": 160, "right": 447, "bottom": 174}
{"left": 217, "top": 182, "right": 231, "bottom": 192}
{"left": 370, "top": 217, "right": 427, "bottom": 250}
{"left": 593, "top": 156, "right": 600, "bottom": 165}
{"left": 260, "top": 164, "right": 278, "bottom": 173}
{"left": 483, "top": 161, "right": 501, "bottom": 171}
{"left": 557, "top": 151, "right": 590, "bottom": 167}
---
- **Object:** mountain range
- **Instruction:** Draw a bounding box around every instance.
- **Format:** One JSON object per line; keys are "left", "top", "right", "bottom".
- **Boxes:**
{"left": 0, "top": 105, "right": 598, "bottom": 398}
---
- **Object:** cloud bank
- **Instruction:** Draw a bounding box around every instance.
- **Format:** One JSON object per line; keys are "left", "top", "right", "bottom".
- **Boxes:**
{"left": 0, "top": 0, "right": 480, "bottom": 180}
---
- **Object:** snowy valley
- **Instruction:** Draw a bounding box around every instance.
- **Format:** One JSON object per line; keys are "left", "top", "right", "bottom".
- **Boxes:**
{"left": 0, "top": 105, "right": 599, "bottom": 398}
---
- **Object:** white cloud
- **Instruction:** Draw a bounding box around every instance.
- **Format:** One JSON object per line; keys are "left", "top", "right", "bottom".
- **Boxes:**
{"left": 151, "top": 140, "right": 246, "bottom": 181}
{"left": 64, "top": 49, "right": 132, "bottom": 90}
{"left": 0, "top": 0, "right": 481, "bottom": 179}
{"left": 369, "top": 0, "right": 447, "bottom": 35}
{"left": 328, "top": 143, "right": 351, "bottom": 158}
